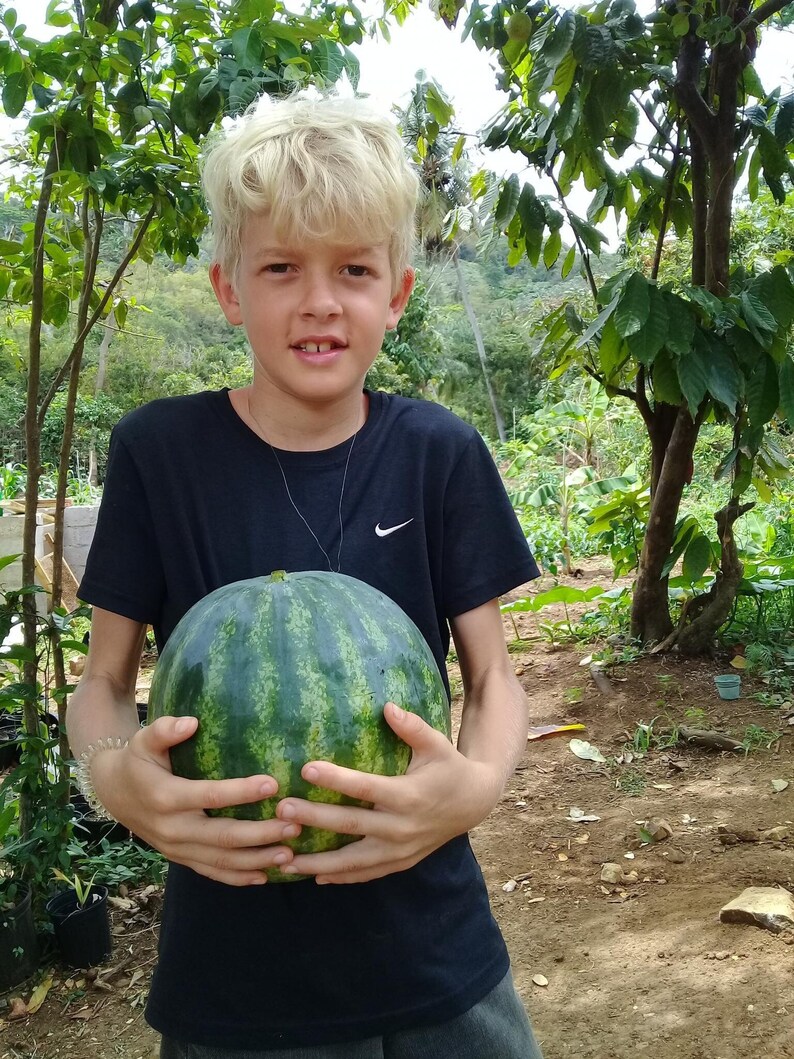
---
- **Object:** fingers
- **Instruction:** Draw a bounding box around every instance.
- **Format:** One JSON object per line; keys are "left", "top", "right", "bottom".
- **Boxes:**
{"left": 139, "top": 714, "right": 198, "bottom": 758}
{"left": 383, "top": 702, "right": 450, "bottom": 755}
{"left": 165, "top": 773, "right": 279, "bottom": 813}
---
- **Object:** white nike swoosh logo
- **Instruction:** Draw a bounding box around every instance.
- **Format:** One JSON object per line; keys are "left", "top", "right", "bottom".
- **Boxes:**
{"left": 375, "top": 519, "right": 414, "bottom": 537}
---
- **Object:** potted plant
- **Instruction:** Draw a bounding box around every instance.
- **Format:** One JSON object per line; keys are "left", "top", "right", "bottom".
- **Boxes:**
{"left": 0, "top": 804, "right": 40, "bottom": 992}
{"left": 46, "top": 869, "right": 112, "bottom": 970}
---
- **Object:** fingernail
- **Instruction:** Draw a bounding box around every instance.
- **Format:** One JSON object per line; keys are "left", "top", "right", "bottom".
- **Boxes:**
{"left": 280, "top": 803, "right": 296, "bottom": 819}
{"left": 175, "top": 718, "right": 192, "bottom": 734}
{"left": 281, "top": 865, "right": 298, "bottom": 874}
{"left": 259, "top": 781, "right": 276, "bottom": 797}
{"left": 390, "top": 703, "right": 404, "bottom": 719}
{"left": 282, "top": 824, "right": 300, "bottom": 838}
{"left": 274, "top": 852, "right": 290, "bottom": 865}
{"left": 304, "top": 766, "right": 319, "bottom": 782}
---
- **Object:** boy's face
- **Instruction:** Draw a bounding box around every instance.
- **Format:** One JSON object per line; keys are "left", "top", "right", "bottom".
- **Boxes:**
{"left": 210, "top": 213, "right": 414, "bottom": 408}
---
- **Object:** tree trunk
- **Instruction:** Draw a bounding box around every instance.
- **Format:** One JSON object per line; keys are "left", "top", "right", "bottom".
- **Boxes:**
{"left": 676, "top": 500, "right": 753, "bottom": 655}
{"left": 454, "top": 256, "right": 507, "bottom": 442}
{"left": 89, "top": 324, "right": 112, "bottom": 486}
{"left": 631, "top": 406, "right": 700, "bottom": 643}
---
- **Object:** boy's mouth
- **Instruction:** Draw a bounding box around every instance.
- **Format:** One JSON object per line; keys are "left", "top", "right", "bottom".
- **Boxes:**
{"left": 296, "top": 342, "right": 339, "bottom": 353}
{"left": 292, "top": 338, "right": 347, "bottom": 362}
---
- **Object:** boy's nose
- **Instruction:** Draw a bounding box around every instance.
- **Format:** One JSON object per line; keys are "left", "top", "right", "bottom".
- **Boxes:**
{"left": 299, "top": 277, "right": 342, "bottom": 318}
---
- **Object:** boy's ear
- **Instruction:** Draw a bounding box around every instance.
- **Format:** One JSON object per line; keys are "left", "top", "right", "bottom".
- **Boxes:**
{"left": 386, "top": 268, "right": 415, "bottom": 330}
{"left": 209, "top": 262, "right": 243, "bottom": 326}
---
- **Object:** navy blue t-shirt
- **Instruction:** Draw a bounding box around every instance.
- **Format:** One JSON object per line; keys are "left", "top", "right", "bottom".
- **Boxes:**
{"left": 79, "top": 388, "right": 539, "bottom": 1049}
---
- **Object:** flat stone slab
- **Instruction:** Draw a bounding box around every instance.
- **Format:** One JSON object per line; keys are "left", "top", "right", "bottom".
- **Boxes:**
{"left": 719, "top": 886, "right": 794, "bottom": 934}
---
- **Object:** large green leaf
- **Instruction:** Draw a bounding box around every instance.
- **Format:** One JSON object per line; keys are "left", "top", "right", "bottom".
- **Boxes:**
{"left": 2, "top": 71, "right": 28, "bottom": 118}
{"left": 745, "top": 353, "right": 780, "bottom": 427}
{"left": 705, "top": 338, "right": 741, "bottom": 414}
{"left": 677, "top": 338, "right": 710, "bottom": 415}
{"left": 495, "top": 174, "right": 520, "bottom": 228}
{"left": 661, "top": 294, "right": 695, "bottom": 356}
{"left": 614, "top": 272, "right": 650, "bottom": 338}
{"left": 626, "top": 284, "right": 668, "bottom": 365}
{"left": 682, "top": 531, "right": 712, "bottom": 583}
{"left": 652, "top": 348, "right": 683, "bottom": 405}
{"left": 741, "top": 290, "right": 778, "bottom": 346}
{"left": 779, "top": 356, "right": 794, "bottom": 426}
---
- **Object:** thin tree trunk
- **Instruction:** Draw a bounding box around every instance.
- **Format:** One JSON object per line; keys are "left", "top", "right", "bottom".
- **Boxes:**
{"left": 454, "top": 255, "right": 506, "bottom": 442}
{"left": 89, "top": 325, "right": 112, "bottom": 486}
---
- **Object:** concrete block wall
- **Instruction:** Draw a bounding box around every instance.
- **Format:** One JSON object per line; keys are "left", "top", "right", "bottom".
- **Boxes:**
{"left": 63, "top": 504, "right": 99, "bottom": 583}
{"left": 0, "top": 505, "right": 99, "bottom": 592}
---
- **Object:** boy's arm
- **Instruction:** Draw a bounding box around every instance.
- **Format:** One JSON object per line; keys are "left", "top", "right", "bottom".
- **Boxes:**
{"left": 277, "top": 598, "right": 527, "bottom": 884}
{"left": 68, "top": 607, "right": 301, "bottom": 886}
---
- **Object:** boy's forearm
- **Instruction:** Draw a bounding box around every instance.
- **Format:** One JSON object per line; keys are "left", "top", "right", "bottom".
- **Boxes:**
{"left": 67, "top": 676, "right": 141, "bottom": 758}
{"left": 455, "top": 664, "right": 528, "bottom": 800}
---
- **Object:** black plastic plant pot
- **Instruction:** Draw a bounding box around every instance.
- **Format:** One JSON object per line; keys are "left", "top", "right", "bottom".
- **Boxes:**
{"left": 0, "top": 884, "right": 40, "bottom": 993}
{"left": 69, "top": 792, "right": 130, "bottom": 848}
{"left": 46, "top": 885, "right": 112, "bottom": 970}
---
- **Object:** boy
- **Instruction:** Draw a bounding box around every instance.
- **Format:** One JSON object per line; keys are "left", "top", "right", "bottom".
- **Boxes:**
{"left": 68, "top": 94, "right": 544, "bottom": 1058}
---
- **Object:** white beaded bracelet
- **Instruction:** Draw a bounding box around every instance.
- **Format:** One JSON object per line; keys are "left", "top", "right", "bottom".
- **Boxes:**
{"left": 74, "top": 737, "right": 129, "bottom": 822}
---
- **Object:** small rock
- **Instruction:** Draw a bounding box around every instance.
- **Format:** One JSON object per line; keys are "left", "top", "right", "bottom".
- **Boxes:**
{"left": 762, "top": 826, "right": 790, "bottom": 842}
{"left": 642, "top": 818, "right": 673, "bottom": 843}
{"left": 532, "top": 973, "right": 549, "bottom": 987}
{"left": 771, "top": 779, "right": 789, "bottom": 793}
{"left": 502, "top": 879, "right": 518, "bottom": 893}
{"left": 514, "top": 666, "right": 525, "bottom": 677}
{"left": 666, "top": 849, "right": 686, "bottom": 864}
{"left": 600, "top": 863, "right": 624, "bottom": 884}
{"left": 719, "top": 886, "right": 794, "bottom": 934}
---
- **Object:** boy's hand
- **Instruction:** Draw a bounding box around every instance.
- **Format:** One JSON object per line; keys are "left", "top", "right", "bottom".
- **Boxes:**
{"left": 92, "top": 716, "right": 300, "bottom": 886}
{"left": 275, "top": 703, "right": 503, "bottom": 885}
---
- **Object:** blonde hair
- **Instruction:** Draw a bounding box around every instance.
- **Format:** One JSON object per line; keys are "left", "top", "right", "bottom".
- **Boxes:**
{"left": 201, "top": 94, "right": 419, "bottom": 286}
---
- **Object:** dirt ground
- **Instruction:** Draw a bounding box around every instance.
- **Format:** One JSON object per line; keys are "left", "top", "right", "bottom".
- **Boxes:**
{"left": 2, "top": 561, "right": 793, "bottom": 1059}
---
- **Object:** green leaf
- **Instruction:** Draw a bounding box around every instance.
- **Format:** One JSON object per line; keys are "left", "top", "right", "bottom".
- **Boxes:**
{"left": 118, "top": 36, "right": 143, "bottom": 67}
{"left": 671, "top": 12, "right": 690, "bottom": 36}
{"left": 614, "top": 272, "right": 650, "bottom": 338}
{"left": 775, "top": 93, "right": 794, "bottom": 146}
{"left": 779, "top": 356, "right": 794, "bottom": 426}
{"left": 577, "top": 295, "right": 619, "bottom": 348}
{"left": 652, "top": 349, "right": 683, "bottom": 405}
{"left": 704, "top": 338, "right": 741, "bottom": 414}
{"left": 626, "top": 285, "right": 668, "bottom": 365}
{"left": 677, "top": 339, "right": 710, "bottom": 416}
{"left": 561, "top": 245, "right": 576, "bottom": 279}
{"left": 682, "top": 532, "right": 712, "bottom": 583}
{"left": 543, "top": 228, "right": 562, "bottom": 269}
{"left": 544, "top": 10, "right": 576, "bottom": 63}
{"left": 311, "top": 39, "right": 345, "bottom": 83}
{"left": 494, "top": 174, "right": 520, "bottom": 228}
{"left": 517, "top": 184, "right": 546, "bottom": 266}
{"left": 2, "top": 71, "right": 28, "bottom": 118}
{"left": 31, "top": 82, "right": 57, "bottom": 110}
{"left": 745, "top": 353, "right": 779, "bottom": 427}
{"left": 231, "top": 27, "right": 263, "bottom": 70}
{"left": 741, "top": 290, "right": 778, "bottom": 345}
{"left": 598, "top": 316, "right": 625, "bottom": 378}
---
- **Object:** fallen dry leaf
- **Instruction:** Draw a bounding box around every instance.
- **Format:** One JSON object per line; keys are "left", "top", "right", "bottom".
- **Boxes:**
{"left": 26, "top": 977, "right": 53, "bottom": 1015}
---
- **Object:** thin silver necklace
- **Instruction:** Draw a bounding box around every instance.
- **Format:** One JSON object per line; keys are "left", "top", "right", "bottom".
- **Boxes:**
{"left": 248, "top": 398, "right": 360, "bottom": 574}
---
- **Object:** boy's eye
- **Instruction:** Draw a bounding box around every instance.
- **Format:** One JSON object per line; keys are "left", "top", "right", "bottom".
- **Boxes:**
{"left": 344, "top": 265, "right": 369, "bottom": 277}
{"left": 265, "top": 263, "right": 291, "bottom": 273}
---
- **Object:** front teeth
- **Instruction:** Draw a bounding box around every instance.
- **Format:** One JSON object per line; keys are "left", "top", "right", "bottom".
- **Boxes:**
{"left": 298, "top": 342, "right": 334, "bottom": 353}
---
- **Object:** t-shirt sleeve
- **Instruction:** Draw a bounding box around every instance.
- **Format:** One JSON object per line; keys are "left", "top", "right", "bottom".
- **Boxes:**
{"left": 78, "top": 427, "right": 165, "bottom": 623}
{"left": 442, "top": 431, "right": 539, "bottom": 618}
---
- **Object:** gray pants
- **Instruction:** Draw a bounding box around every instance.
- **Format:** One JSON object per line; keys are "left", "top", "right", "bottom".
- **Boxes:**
{"left": 159, "top": 971, "right": 544, "bottom": 1058}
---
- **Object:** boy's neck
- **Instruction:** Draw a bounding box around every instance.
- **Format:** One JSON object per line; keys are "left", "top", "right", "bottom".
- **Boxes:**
{"left": 230, "top": 385, "right": 368, "bottom": 452}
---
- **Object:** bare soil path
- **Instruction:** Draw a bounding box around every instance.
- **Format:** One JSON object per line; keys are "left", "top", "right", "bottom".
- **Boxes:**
{"left": 2, "top": 563, "right": 793, "bottom": 1059}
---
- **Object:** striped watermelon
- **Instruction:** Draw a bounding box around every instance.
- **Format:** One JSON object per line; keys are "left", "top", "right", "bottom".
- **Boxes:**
{"left": 147, "top": 570, "right": 450, "bottom": 879}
